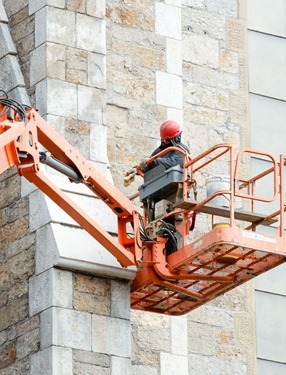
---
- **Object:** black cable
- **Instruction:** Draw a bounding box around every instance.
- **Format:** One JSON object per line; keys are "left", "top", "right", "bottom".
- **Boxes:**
{"left": 0, "top": 94, "right": 28, "bottom": 124}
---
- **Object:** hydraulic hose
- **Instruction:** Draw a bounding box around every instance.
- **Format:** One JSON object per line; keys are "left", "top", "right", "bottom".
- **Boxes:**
{"left": 39, "top": 151, "right": 82, "bottom": 182}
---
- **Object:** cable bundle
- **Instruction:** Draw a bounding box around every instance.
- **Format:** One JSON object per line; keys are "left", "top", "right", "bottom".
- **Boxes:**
{"left": 0, "top": 90, "right": 30, "bottom": 124}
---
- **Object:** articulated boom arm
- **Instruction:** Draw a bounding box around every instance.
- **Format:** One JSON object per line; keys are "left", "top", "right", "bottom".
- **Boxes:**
{"left": 0, "top": 101, "right": 141, "bottom": 267}
{"left": 2, "top": 98, "right": 286, "bottom": 316}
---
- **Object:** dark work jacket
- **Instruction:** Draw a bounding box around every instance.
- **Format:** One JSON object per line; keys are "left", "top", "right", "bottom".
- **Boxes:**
{"left": 142, "top": 143, "right": 190, "bottom": 173}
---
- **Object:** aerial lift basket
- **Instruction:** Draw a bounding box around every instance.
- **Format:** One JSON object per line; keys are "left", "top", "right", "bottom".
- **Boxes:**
{"left": 130, "top": 146, "right": 286, "bottom": 315}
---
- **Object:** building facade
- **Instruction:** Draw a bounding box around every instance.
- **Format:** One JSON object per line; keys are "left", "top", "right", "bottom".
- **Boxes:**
{"left": 0, "top": 0, "right": 284, "bottom": 374}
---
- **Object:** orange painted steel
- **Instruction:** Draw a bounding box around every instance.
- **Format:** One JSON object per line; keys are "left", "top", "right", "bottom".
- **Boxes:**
{"left": 131, "top": 144, "right": 286, "bottom": 315}
{"left": 0, "top": 103, "right": 140, "bottom": 267}
{"left": 1, "top": 101, "right": 286, "bottom": 315}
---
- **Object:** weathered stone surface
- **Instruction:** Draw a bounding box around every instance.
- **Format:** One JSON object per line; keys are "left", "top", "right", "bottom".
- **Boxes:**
{"left": 92, "top": 315, "right": 130, "bottom": 357}
{"left": 111, "top": 279, "right": 130, "bottom": 319}
{"left": 0, "top": 294, "right": 28, "bottom": 331}
{"left": 16, "top": 328, "right": 40, "bottom": 360}
{"left": 77, "top": 14, "right": 106, "bottom": 54}
{"left": 156, "top": 71, "right": 182, "bottom": 108}
{"left": 67, "top": 0, "right": 85, "bottom": 13}
{"left": 160, "top": 352, "right": 188, "bottom": 375}
{"left": 41, "top": 307, "right": 92, "bottom": 350}
{"left": 183, "top": 8, "right": 226, "bottom": 40}
{"left": 206, "top": 0, "right": 238, "bottom": 17}
{"left": 183, "top": 33, "right": 219, "bottom": 68}
{"left": 106, "top": 4, "right": 153, "bottom": 31}
{"left": 0, "top": 174, "right": 21, "bottom": 209}
{"left": 29, "top": 268, "right": 73, "bottom": 316}
{"left": 74, "top": 362, "right": 110, "bottom": 375}
{"left": 227, "top": 18, "right": 247, "bottom": 52}
{"left": 74, "top": 350, "right": 110, "bottom": 367}
{"left": 0, "top": 341, "right": 16, "bottom": 369}
{"left": 155, "top": 2, "right": 181, "bottom": 40}
{"left": 111, "top": 356, "right": 131, "bottom": 375}
{"left": 30, "top": 346, "right": 73, "bottom": 375}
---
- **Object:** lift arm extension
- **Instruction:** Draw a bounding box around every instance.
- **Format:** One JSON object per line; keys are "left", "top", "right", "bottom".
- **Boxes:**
{"left": 0, "top": 102, "right": 141, "bottom": 267}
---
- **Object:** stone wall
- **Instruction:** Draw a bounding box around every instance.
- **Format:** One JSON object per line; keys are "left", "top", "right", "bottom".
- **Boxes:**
{"left": 0, "top": 1, "right": 38, "bottom": 373}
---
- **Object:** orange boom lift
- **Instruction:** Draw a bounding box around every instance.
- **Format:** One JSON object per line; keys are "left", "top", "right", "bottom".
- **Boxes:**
{"left": 1, "top": 96, "right": 286, "bottom": 316}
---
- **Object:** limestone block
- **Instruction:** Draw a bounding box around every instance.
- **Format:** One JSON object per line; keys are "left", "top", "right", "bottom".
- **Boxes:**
{"left": 90, "top": 123, "right": 108, "bottom": 163}
{"left": 166, "top": 38, "right": 182, "bottom": 75}
{"left": 47, "top": 43, "right": 66, "bottom": 80}
{"left": 220, "top": 49, "right": 239, "bottom": 74}
{"left": 2, "top": 0, "right": 28, "bottom": 16}
{"left": 92, "top": 315, "right": 130, "bottom": 357}
{"left": 188, "top": 353, "right": 247, "bottom": 375}
{"left": 74, "top": 350, "right": 110, "bottom": 367}
{"left": 167, "top": 108, "right": 183, "bottom": 125}
{"left": 191, "top": 65, "right": 239, "bottom": 90}
{"left": 183, "top": 0, "right": 204, "bottom": 7}
{"left": 36, "top": 78, "right": 77, "bottom": 117}
{"left": 160, "top": 352, "right": 188, "bottom": 375}
{"left": 35, "top": 224, "right": 59, "bottom": 275}
{"left": 76, "top": 14, "right": 106, "bottom": 54}
{"left": 184, "top": 105, "right": 227, "bottom": 128}
{"left": 106, "top": 4, "right": 153, "bottom": 31}
{"left": 51, "top": 223, "right": 136, "bottom": 280}
{"left": 230, "top": 91, "right": 248, "bottom": 124}
{"left": 35, "top": 7, "right": 76, "bottom": 48}
{"left": 183, "top": 33, "right": 219, "bottom": 69}
{"left": 156, "top": 71, "right": 182, "bottom": 109}
{"left": 155, "top": 2, "right": 181, "bottom": 40}
{"left": 29, "top": 0, "right": 66, "bottom": 15}
{"left": 0, "top": 1, "right": 8, "bottom": 22}
{"left": 73, "top": 275, "right": 111, "bottom": 316}
{"left": 111, "top": 279, "right": 130, "bottom": 319}
{"left": 227, "top": 18, "right": 247, "bottom": 52}
{"left": 74, "top": 362, "right": 110, "bottom": 375}
{"left": 136, "top": 321, "right": 171, "bottom": 352}
{"left": 88, "top": 53, "right": 106, "bottom": 89}
{"left": 7, "top": 86, "right": 30, "bottom": 106}
{"left": 30, "top": 346, "right": 72, "bottom": 375}
{"left": 236, "top": 312, "right": 256, "bottom": 349}
{"left": 29, "top": 189, "right": 51, "bottom": 232}
{"left": 0, "top": 23, "right": 17, "bottom": 57}
{"left": 166, "top": 0, "right": 182, "bottom": 6}
{"left": 184, "top": 82, "right": 228, "bottom": 111}
{"left": 41, "top": 307, "right": 92, "bottom": 350}
{"left": 238, "top": 54, "right": 248, "bottom": 92}
{"left": 30, "top": 43, "right": 46, "bottom": 86}
{"left": 78, "top": 85, "right": 103, "bottom": 122}
{"left": 131, "top": 365, "right": 157, "bottom": 375}
{"left": 182, "top": 8, "right": 226, "bottom": 41}
{"left": 87, "top": 0, "right": 106, "bottom": 19}
{"left": 16, "top": 328, "right": 40, "bottom": 360}
{"left": 171, "top": 316, "right": 188, "bottom": 356}
{"left": 206, "top": 0, "right": 238, "bottom": 17}
{"left": 188, "top": 320, "right": 216, "bottom": 356}
{"left": 0, "top": 55, "right": 25, "bottom": 93}
{"left": 29, "top": 268, "right": 73, "bottom": 316}
{"left": 111, "top": 356, "right": 131, "bottom": 375}
{"left": 44, "top": 114, "right": 66, "bottom": 138}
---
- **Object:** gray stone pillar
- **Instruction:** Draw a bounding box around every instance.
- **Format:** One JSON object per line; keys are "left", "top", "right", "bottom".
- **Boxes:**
{"left": 26, "top": 1, "right": 134, "bottom": 373}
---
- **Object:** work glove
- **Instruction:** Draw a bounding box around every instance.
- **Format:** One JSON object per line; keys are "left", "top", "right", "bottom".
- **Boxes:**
{"left": 139, "top": 159, "right": 148, "bottom": 171}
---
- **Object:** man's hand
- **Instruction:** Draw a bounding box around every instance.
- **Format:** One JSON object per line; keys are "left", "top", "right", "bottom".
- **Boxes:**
{"left": 139, "top": 159, "right": 148, "bottom": 171}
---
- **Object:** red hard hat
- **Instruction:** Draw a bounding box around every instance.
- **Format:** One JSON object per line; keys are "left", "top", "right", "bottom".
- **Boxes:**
{"left": 160, "top": 120, "right": 181, "bottom": 140}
